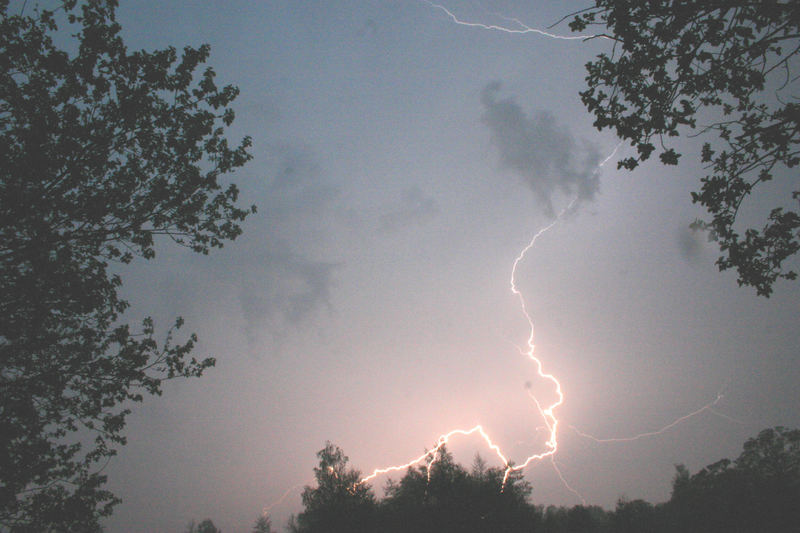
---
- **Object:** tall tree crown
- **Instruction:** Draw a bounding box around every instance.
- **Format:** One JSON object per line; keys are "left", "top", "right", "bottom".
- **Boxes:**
{"left": 0, "top": 0, "right": 254, "bottom": 529}
{"left": 571, "top": 0, "right": 800, "bottom": 296}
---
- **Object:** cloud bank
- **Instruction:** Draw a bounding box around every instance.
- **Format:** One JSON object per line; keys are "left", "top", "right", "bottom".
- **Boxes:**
{"left": 481, "top": 82, "right": 601, "bottom": 217}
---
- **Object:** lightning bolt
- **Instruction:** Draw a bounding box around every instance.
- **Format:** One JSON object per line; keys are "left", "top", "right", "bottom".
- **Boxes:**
{"left": 262, "top": 483, "right": 305, "bottom": 516}
{"left": 360, "top": 200, "right": 575, "bottom": 490}
{"left": 551, "top": 457, "right": 586, "bottom": 505}
{"left": 570, "top": 387, "right": 745, "bottom": 444}
{"left": 422, "top": 1, "right": 601, "bottom": 41}
{"left": 360, "top": 425, "right": 509, "bottom": 485}
{"left": 265, "top": 134, "right": 740, "bottom": 513}
{"left": 356, "top": 140, "right": 622, "bottom": 493}
{"left": 262, "top": 0, "right": 755, "bottom": 511}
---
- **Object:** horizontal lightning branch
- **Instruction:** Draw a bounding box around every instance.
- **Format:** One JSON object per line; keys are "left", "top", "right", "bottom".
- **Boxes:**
{"left": 423, "top": 1, "right": 599, "bottom": 40}
{"left": 569, "top": 389, "right": 744, "bottom": 444}
{"left": 359, "top": 425, "right": 509, "bottom": 485}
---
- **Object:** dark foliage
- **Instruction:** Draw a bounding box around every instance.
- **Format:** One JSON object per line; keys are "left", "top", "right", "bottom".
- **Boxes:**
{"left": 290, "top": 443, "right": 377, "bottom": 533}
{"left": 293, "top": 428, "right": 798, "bottom": 533}
{"left": 380, "top": 450, "right": 538, "bottom": 533}
{"left": 666, "top": 426, "right": 799, "bottom": 533}
{"left": 252, "top": 514, "right": 274, "bottom": 533}
{"left": 0, "top": 0, "right": 254, "bottom": 529}
{"left": 290, "top": 444, "right": 540, "bottom": 533}
{"left": 541, "top": 504, "right": 611, "bottom": 533}
{"left": 611, "top": 498, "right": 659, "bottom": 533}
{"left": 571, "top": 0, "right": 800, "bottom": 296}
{"left": 185, "top": 519, "right": 221, "bottom": 533}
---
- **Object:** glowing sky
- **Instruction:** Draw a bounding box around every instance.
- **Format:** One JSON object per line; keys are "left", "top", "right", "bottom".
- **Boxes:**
{"left": 102, "top": 2, "right": 799, "bottom": 531}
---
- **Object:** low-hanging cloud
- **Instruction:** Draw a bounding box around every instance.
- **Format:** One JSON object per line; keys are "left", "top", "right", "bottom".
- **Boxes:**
{"left": 237, "top": 240, "right": 337, "bottom": 348}
{"left": 676, "top": 224, "right": 713, "bottom": 265}
{"left": 231, "top": 143, "right": 341, "bottom": 348}
{"left": 481, "top": 81, "right": 602, "bottom": 217}
{"left": 379, "top": 186, "right": 440, "bottom": 233}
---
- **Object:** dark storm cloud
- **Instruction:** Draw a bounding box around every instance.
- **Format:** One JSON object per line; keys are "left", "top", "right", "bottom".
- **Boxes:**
{"left": 481, "top": 81, "right": 602, "bottom": 217}
{"left": 379, "top": 186, "right": 440, "bottom": 232}
{"left": 265, "top": 143, "right": 339, "bottom": 218}
{"left": 234, "top": 144, "right": 341, "bottom": 346}
{"left": 237, "top": 242, "right": 337, "bottom": 346}
{"left": 676, "top": 224, "right": 710, "bottom": 264}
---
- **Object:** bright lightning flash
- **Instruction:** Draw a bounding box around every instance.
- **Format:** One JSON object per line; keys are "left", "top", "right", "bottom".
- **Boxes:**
{"left": 355, "top": 133, "right": 726, "bottom": 495}
{"left": 259, "top": 4, "right": 750, "bottom": 517}
{"left": 360, "top": 207, "right": 572, "bottom": 490}
{"left": 356, "top": 143, "right": 621, "bottom": 493}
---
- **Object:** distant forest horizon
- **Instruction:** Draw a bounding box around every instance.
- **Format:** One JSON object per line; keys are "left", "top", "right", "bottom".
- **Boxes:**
{"left": 188, "top": 426, "right": 799, "bottom": 533}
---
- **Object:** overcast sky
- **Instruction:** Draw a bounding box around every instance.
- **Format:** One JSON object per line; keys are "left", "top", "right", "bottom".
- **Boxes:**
{"left": 100, "top": 2, "right": 799, "bottom": 531}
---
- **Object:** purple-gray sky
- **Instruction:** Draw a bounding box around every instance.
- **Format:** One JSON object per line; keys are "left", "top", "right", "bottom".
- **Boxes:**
{"left": 99, "top": 2, "right": 799, "bottom": 531}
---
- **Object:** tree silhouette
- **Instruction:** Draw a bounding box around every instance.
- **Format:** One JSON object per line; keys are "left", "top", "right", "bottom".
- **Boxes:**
{"left": 291, "top": 442, "right": 377, "bottom": 533}
{"left": 541, "top": 504, "right": 610, "bottom": 533}
{"left": 292, "top": 430, "right": 798, "bottom": 532}
{"left": 611, "top": 498, "right": 660, "bottom": 533}
{"left": 0, "top": 0, "right": 254, "bottom": 529}
{"left": 186, "top": 519, "right": 221, "bottom": 533}
{"left": 666, "top": 426, "right": 800, "bottom": 533}
{"left": 571, "top": 1, "right": 800, "bottom": 296}
{"left": 252, "top": 514, "right": 274, "bottom": 533}
{"left": 376, "top": 447, "right": 537, "bottom": 533}
{"left": 381, "top": 446, "right": 474, "bottom": 533}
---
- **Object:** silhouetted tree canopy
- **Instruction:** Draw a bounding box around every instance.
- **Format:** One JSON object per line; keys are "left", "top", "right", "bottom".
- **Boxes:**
{"left": 293, "top": 428, "right": 798, "bottom": 533}
{"left": 252, "top": 514, "right": 274, "bottom": 533}
{"left": 380, "top": 449, "right": 537, "bottom": 533}
{"left": 571, "top": 0, "right": 800, "bottom": 296}
{"left": 290, "top": 442, "right": 377, "bottom": 533}
{"left": 0, "top": 0, "right": 254, "bottom": 529}
{"left": 186, "top": 519, "right": 221, "bottom": 533}
{"left": 611, "top": 498, "right": 657, "bottom": 533}
{"left": 667, "top": 426, "right": 800, "bottom": 533}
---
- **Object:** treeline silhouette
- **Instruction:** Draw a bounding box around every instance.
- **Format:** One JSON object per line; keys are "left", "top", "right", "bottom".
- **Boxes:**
{"left": 281, "top": 426, "right": 798, "bottom": 533}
